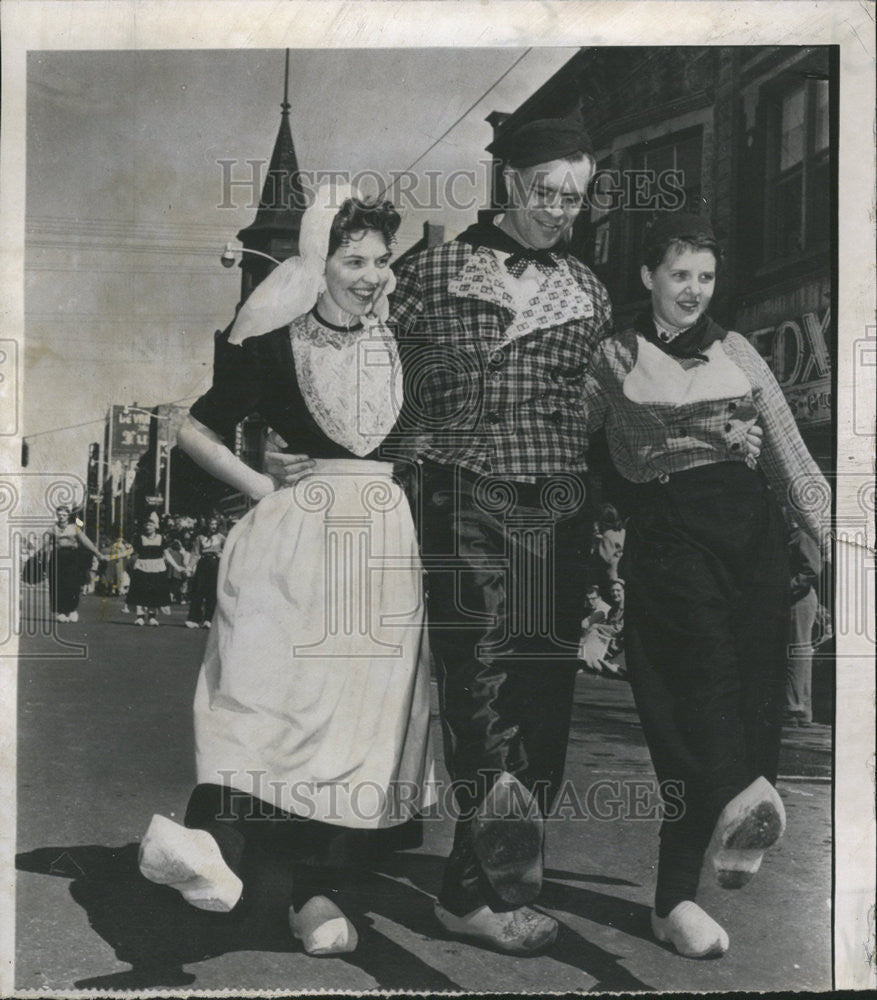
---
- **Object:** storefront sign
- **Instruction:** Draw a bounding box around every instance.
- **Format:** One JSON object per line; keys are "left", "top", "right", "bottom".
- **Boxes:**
{"left": 743, "top": 301, "right": 832, "bottom": 427}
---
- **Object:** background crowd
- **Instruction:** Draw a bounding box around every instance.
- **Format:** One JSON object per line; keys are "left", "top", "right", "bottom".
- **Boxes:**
{"left": 20, "top": 499, "right": 830, "bottom": 726}
{"left": 21, "top": 508, "right": 234, "bottom": 628}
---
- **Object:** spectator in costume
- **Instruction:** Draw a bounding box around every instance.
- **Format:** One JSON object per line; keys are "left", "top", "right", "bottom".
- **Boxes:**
{"left": 42, "top": 504, "right": 104, "bottom": 623}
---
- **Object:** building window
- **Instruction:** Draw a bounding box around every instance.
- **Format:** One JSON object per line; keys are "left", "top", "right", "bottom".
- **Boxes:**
{"left": 584, "top": 129, "right": 704, "bottom": 305}
{"left": 624, "top": 130, "right": 703, "bottom": 297}
{"left": 766, "top": 78, "right": 830, "bottom": 259}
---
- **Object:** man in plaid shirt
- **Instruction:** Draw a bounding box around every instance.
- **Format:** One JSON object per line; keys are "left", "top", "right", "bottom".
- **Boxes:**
{"left": 388, "top": 112, "right": 612, "bottom": 953}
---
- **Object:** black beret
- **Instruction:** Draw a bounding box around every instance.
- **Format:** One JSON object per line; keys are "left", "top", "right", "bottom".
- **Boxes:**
{"left": 487, "top": 109, "right": 594, "bottom": 168}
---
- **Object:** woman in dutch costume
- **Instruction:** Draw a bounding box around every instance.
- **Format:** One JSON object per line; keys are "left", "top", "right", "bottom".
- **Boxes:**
{"left": 138, "top": 186, "right": 435, "bottom": 955}
{"left": 43, "top": 504, "right": 104, "bottom": 623}
{"left": 580, "top": 214, "right": 828, "bottom": 958}
{"left": 126, "top": 511, "right": 172, "bottom": 625}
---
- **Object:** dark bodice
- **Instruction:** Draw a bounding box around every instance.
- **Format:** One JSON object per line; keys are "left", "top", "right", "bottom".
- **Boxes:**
{"left": 190, "top": 323, "right": 386, "bottom": 461}
{"left": 135, "top": 534, "right": 164, "bottom": 560}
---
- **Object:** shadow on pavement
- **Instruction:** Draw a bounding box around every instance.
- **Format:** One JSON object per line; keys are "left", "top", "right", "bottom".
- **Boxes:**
{"left": 18, "top": 844, "right": 654, "bottom": 992}
{"left": 16, "top": 843, "right": 459, "bottom": 991}
{"left": 374, "top": 852, "right": 654, "bottom": 992}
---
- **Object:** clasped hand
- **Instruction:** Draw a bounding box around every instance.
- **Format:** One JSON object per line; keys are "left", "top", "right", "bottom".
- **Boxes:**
{"left": 260, "top": 425, "right": 764, "bottom": 491}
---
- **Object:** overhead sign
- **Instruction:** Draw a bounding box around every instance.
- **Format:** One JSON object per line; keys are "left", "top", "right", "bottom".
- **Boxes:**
{"left": 111, "top": 405, "right": 152, "bottom": 457}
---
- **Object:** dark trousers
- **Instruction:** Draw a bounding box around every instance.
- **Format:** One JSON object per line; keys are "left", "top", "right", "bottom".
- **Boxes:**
{"left": 414, "top": 461, "right": 590, "bottom": 915}
{"left": 184, "top": 783, "right": 424, "bottom": 910}
{"left": 623, "top": 463, "right": 789, "bottom": 904}
{"left": 188, "top": 553, "right": 219, "bottom": 623}
{"left": 49, "top": 547, "right": 81, "bottom": 615}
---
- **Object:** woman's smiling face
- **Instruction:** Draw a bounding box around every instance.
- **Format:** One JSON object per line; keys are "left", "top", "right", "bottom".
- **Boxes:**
{"left": 322, "top": 229, "right": 392, "bottom": 320}
{"left": 641, "top": 244, "right": 717, "bottom": 331}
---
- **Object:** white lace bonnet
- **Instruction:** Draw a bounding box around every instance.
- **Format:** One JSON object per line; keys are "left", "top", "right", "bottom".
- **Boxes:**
{"left": 227, "top": 182, "right": 397, "bottom": 346}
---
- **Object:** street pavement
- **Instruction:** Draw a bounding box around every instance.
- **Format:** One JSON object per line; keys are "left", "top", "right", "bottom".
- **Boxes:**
{"left": 15, "top": 592, "right": 832, "bottom": 994}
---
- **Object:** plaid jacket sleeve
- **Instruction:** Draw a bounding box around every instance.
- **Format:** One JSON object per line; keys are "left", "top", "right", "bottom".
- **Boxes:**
{"left": 592, "top": 281, "right": 614, "bottom": 345}
{"left": 389, "top": 256, "right": 424, "bottom": 336}
{"left": 724, "top": 333, "right": 830, "bottom": 543}
{"left": 578, "top": 339, "right": 613, "bottom": 436}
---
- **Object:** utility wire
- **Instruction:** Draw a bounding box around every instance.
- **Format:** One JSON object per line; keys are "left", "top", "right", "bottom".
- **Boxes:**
{"left": 23, "top": 394, "right": 199, "bottom": 441}
{"left": 377, "top": 48, "right": 532, "bottom": 201}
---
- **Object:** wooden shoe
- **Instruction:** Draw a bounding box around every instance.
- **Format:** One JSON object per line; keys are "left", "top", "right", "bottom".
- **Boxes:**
{"left": 290, "top": 895, "right": 358, "bottom": 955}
{"left": 472, "top": 772, "right": 544, "bottom": 906}
{"left": 434, "top": 901, "right": 558, "bottom": 955}
{"left": 138, "top": 814, "right": 243, "bottom": 912}
{"left": 709, "top": 776, "right": 786, "bottom": 888}
{"left": 651, "top": 901, "right": 729, "bottom": 958}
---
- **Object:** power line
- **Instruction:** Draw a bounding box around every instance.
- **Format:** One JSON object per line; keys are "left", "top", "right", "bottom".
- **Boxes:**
{"left": 378, "top": 48, "right": 532, "bottom": 201}
{"left": 26, "top": 268, "right": 233, "bottom": 279}
{"left": 22, "top": 416, "right": 107, "bottom": 439}
{"left": 29, "top": 216, "right": 241, "bottom": 237}
{"left": 27, "top": 240, "right": 227, "bottom": 256}
{"left": 23, "top": 394, "right": 199, "bottom": 441}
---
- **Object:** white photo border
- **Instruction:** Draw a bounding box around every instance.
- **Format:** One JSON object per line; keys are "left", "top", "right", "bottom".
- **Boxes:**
{"left": 1, "top": 1, "right": 874, "bottom": 993}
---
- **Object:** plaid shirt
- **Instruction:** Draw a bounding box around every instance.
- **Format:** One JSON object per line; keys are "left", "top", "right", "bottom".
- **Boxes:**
{"left": 580, "top": 328, "right": 830, "bottom": 541}
{"left": 389, "top": 242, "right": 613, "bottom": 481}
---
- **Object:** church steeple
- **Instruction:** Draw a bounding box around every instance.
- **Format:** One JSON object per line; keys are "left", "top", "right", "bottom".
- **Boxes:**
{"left": 235, "top": 50, "right": 306, "bottom": 301}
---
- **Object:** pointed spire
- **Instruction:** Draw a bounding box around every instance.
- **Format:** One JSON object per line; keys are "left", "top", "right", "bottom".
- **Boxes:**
{"left": 237, "top": 49, "right": 306, "bottom": 243}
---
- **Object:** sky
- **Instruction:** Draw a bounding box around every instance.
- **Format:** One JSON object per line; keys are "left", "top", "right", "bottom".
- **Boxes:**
{"left": 23, "top": 47, "right": 580, "bottom": 486}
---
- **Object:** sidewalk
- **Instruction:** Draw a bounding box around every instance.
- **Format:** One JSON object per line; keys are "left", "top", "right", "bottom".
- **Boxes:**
{"left": 14, "top": 597, "right": 833, "bottom": 993}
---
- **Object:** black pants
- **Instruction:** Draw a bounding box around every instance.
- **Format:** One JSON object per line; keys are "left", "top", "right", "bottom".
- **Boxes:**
{"left": 414, "top": 461, "right": 591, "bottom": 915}
{"left": 184, "top": 783, "right": 424, "bottom": 911}
{"left": 49, "top": 547, "right": 81, "bottom": 615}
{"left": 623, "top": 463, "right": 789, "bottom": 906}
{"left": 188, "top": 553, "right": 219, "bottom": 623}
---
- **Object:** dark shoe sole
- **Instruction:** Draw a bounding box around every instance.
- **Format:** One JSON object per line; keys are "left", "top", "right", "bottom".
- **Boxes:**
{"left": 472, "top": 773, "right": 544, "bottom": 906}
{"left": 473, "top": 817, "right": 543, "bottom": 905}
{"left": 725, "top": 800, "right": 784, "bottom": 851}
{"left": 713, "top": 796, "right": 785, "bottom": 889}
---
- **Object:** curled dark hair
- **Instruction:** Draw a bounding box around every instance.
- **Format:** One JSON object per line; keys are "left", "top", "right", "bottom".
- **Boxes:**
{"left": 641, "top": 230, "right": 724, "bottom": 273}
{"left": 327, "top": 198, "right": 401, "bottom": 258}
{"left": 597, "top": 503, "right": 624, "bottom": 533}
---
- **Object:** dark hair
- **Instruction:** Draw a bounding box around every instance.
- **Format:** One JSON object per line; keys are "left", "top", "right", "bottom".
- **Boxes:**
{"left": 586, "top": 585, "right": 601, "bottom": 597}
{"left": 641, "top": 230, "right": 723, "bottom": 273}
{"left": 327, "top": 197, "right": 401, "bottom": 258}
{"left": 597, "top": 503, "right": 623, "bottom": 533}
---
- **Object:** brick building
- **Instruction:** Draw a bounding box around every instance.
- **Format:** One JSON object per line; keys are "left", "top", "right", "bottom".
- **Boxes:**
{"left": 488, "top": 46, "right": 835, "bottom": 472}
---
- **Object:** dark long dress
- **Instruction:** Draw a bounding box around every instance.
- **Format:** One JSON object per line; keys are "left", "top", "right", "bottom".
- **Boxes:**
{"left": 126, "top": 534, "right": 170, "bottom": 608}
{"left": 48, "top": 524, "right": 83, "bottom": 615}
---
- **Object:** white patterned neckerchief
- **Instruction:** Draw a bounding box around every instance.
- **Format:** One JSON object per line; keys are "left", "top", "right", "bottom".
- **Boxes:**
{"left": 449, "top": 247, "right": 595, "bottom": 346}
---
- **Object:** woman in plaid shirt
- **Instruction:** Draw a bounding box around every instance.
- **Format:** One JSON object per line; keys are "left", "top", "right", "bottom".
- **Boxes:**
{"left": 580, "top": 213, "right": 829, "bottom": 959}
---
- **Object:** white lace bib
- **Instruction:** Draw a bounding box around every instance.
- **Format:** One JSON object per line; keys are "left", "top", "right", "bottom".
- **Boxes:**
{"left": 290, "top": 312, "right": 402, "bottom": 457}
